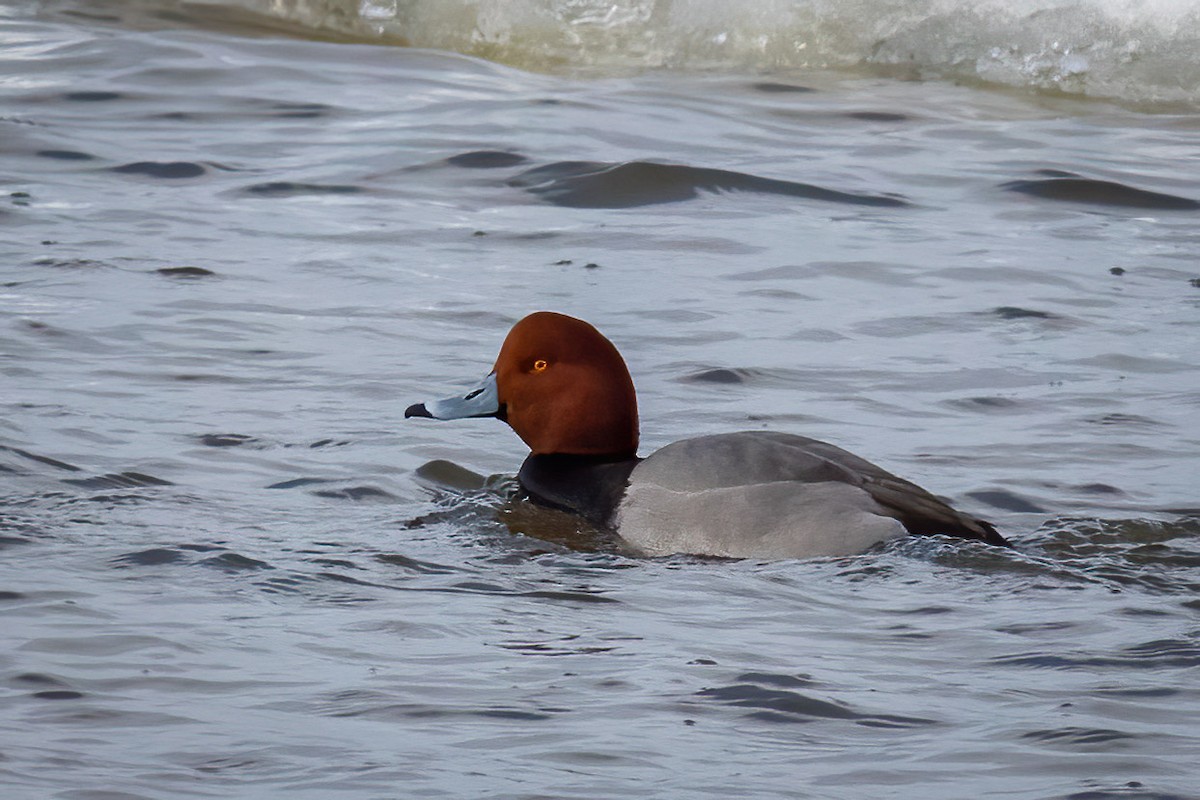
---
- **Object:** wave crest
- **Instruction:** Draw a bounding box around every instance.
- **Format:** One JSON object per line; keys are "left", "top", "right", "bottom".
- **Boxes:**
{"left": 117, "top": 0, "right": 1200, "bottom": 105}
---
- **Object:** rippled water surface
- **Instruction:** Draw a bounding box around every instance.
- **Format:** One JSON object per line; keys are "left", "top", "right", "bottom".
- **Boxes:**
{"left": 2, "top": 2, "right": 1200, "bottom": 798}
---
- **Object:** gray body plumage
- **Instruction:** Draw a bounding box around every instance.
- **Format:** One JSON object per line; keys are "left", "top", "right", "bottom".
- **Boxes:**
{"left": 614, "top": 431, "right": 999, "bottom": 558}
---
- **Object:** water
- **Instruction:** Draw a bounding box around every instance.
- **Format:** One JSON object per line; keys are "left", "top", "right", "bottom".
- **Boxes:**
{"left": 2, "top": 1, "right": 1200, "bottom": 797}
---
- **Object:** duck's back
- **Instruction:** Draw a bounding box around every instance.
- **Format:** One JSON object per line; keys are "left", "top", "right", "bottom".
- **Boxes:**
{"left": 613, "top": 431, "right": 1003, "bottom": 558}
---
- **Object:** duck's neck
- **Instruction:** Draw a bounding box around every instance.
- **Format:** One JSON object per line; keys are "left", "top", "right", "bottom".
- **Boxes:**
{"left": 517, "top": 452, "right": 641, "bottom": 527}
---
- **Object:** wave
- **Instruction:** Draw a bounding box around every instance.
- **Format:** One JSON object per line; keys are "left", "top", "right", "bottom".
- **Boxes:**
{"left": 71, "top": 0, "right": 1200, "bottom": 106}
{"left": 505, "top": 159, "right": 911, "bottom": 208}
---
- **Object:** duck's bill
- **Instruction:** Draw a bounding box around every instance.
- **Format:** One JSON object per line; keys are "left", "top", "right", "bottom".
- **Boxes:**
{"left": 405, "top": 372, "right": 500, "bottom": 420}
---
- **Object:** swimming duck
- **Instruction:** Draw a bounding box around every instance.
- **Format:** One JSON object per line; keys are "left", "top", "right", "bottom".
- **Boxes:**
{"left": 406, "top": 311, "right": 1008, "bottom": 558}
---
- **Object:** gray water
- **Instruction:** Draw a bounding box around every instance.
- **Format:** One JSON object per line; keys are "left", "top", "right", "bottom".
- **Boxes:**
{"left": 2, "top": 2, "right": 1200, "bottom": 798}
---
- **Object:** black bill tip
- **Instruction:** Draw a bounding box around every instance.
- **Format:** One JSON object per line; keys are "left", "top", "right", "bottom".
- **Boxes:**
{"left": 404, "top": 403, "right": 432, "bottom": 419}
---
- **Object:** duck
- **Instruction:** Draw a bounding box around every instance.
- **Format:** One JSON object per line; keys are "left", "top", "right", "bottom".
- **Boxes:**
{"left": 405, "top": 311, "right": 1009, "bottom": 558}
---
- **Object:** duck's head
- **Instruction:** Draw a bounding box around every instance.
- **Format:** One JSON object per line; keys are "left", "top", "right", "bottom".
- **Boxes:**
{"left": 405, "top": 311, "right": 639, "bottom": 458}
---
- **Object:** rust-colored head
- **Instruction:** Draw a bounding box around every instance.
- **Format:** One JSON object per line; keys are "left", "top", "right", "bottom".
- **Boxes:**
{"left": 493, "top": 312, "right": 639, "bottom": 457}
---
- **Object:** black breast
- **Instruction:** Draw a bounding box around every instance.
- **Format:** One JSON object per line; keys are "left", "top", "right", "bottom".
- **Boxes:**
{"left": 517, "top": 453, "right": 640, "bottom": 527}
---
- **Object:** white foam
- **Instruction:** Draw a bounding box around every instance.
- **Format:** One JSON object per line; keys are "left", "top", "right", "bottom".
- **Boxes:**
{"left": 226, "top": 0, "right": 1200, "bottom": 105}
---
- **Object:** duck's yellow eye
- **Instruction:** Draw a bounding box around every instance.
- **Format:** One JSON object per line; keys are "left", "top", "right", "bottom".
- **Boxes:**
{"left": 532, "top": 359, "right": 548, "bottom": 373}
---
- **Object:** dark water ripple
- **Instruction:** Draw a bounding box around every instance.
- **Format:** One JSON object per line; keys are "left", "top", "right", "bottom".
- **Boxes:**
{"left": 36, "top": 148, "right": 96, "bottom": 161}
{"left": 752, "top": 81, "right": 816, "bottom": 94}
{"left": 200, "top": 552, "right": 273, "bottom": 572}
{"left": 62, "top": 90, "right": 124, "bottom": 102}
{"left": 111, "top": 547, "right": 188, "bottom": 566}
{"left": 993, "top": 641, "right": 1200, "bottom": 671}
{"left": 444, "top": 150, "right": 529, "bottom": 169}
{"left": 62, "top": 472, "right": 174, "bottom": 489}
{"left": 314, "top": 688, "right": 561, "bottom": 722}
{"left": 1031, "top": 518, "right": 1200, "bottom": 595}
{"left": 157, "top": 265, "right": 217, "bottom": 278}
{"left": 1054, "top": 791, "right": 1195, "bottom": 800}
{"left": 0, "top": 445, "right": 83, "bottom": 473}
{"left": 111, "top": 160, "right": 208, "bottom": 179}
{"left": 508, "top": 160, "right": 910, "bottom": 208}
{"left": 917, "top": 516, "right": 1200, "bottom": 598}
{"left": 695, "top": 679, "right": 937, "bottom": 728}
{"left": 241, "top": 181, "right": 365, "bottom": 197}
{"left": 373, "top": 552, "right": 463, "bottom": 574}
{"left": 679, "top": 366, "right": 761, "bottom": 384}
{"left": 1021, "top": 726, "right": 1138, "bottom": 747}
{"left": 1003, "top": 171, "right": 1200, "bottom": 210}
